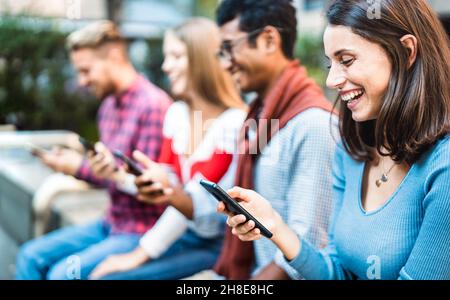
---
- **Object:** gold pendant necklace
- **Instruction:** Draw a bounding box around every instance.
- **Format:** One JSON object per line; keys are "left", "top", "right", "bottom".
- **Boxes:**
{"left": 375, "top": 160, "right": 396, "bottom": 188}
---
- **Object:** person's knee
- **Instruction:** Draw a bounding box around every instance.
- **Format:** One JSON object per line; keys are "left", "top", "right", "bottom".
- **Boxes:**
{"left": 46, "top": 258, "right": 74, "bottom": 280}
{"left": 15, "top": 239, "right": 48, "bottom": 279}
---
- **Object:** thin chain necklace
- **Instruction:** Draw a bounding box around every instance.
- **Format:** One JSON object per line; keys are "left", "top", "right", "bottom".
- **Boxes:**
{"left": 375, "top": 158, "right": 396, "bottom": 188}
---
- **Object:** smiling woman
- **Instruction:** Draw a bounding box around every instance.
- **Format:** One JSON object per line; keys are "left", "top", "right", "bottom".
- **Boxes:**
{"left": 325, "top": 0, "right": 450, "bottom": 164}
{"left": 163, "top": 18, "right": 244, "bottom": 110}
{"left": 220, "top": 0, "right": 450, "bottom": 280}
{"left": 88, "top": 18, "right": 248, "bottom": 280}
{"left": 324, "top": 26, "right": 392, "bottom": 123}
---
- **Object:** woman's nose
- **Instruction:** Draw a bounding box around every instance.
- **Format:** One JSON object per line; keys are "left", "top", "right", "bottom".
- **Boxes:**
{"left": 326, "top": 64, "right": 346, "bottom": 90}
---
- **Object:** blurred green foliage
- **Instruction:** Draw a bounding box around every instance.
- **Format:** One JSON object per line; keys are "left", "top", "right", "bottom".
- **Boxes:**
{"left": 295, "top": 33, "right": 327, "bottom": 88}
{"left": 194, "top": 0, "right": 218, "bottom": 19}
{"left": 144, "top": 38, "right": 170, "bottom": 92}
{"left": 0, "top": 8, "right": 328, "bottom": 140}
{"left": 0, "top": 16, "right": 99, "bottom": 140}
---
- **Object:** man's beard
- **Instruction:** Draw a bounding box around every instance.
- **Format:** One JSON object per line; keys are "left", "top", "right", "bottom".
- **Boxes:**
{"left": 93, "top": 82, "right": 116, "bottom": 99}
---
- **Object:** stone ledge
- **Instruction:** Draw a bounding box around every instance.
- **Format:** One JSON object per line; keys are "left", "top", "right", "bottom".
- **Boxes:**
{"left": 50, "top": 189, "right": 109, "bottom": 229}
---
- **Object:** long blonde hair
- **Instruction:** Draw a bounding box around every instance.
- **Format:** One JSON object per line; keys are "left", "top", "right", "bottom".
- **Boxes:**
{"left": 170, "top": 18, "right": 245, "bottom": 109}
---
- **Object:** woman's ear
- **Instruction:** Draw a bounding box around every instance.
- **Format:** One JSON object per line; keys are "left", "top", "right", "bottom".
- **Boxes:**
{"left": 400, "top": 34, "right": 418, "bottom": 68}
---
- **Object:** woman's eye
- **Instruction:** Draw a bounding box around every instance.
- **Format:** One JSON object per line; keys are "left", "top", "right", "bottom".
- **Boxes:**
{"left": 340, "top": 58, "right": 354, "bottom": 66}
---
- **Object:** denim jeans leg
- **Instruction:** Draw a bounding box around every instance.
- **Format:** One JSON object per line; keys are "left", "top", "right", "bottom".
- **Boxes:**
{"left": 15, "top": 219, "right": 109, "bottom": 280}
{"left": 99, "top": 229, "right": 223, "bottom": 280}
{"left": 47, "top": 232, "right": 141, "bottom": 280}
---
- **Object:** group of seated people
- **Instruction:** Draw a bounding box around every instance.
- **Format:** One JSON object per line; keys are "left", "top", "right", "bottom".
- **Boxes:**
{"left": 15, "top": 0, "right": 450, "bottom": 280}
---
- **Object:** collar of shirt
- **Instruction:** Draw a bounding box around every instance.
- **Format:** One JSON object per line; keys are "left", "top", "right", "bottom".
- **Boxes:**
{"left": 112, "top": 75, "right": 144, "bottom": 108}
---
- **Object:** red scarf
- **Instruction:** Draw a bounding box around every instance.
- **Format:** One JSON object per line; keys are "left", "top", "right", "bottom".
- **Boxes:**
{"left": 214, "top": 60, "right": 334, "bottom": 279}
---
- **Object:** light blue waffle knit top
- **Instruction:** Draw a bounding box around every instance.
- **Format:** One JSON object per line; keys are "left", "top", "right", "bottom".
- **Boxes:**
{"left": 287, "top": 135, "right": 450, "bottom": 280}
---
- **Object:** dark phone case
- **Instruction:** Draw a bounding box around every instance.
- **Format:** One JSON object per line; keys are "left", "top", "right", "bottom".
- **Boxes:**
{"left": 199, "top": 179, "right": 273, "bottom": 238}
{"left": 78, "top": 136, "right": 96, "bottom": 153}
{"left": 112, "top": 150, "right": 143, "bottom": 176}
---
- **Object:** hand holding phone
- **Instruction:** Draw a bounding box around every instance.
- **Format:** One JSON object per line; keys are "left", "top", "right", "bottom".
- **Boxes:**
{"left": 112, "top": 150, "right": 144, "bottom": 176}
{"left": 114, "top": 150, "right": 167, "bottom": 198}
{"left": 199, "top": 179, "right": 273, "bottom": 238}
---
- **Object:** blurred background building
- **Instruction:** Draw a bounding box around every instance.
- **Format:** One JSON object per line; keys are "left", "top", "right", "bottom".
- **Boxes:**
{"left": 1, "top": 0, "right": 449, "bottom": 135}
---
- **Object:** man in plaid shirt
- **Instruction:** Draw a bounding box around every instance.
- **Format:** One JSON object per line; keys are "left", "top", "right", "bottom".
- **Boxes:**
{"left": 15, "top": 21, "right": 172, "bottom": 280}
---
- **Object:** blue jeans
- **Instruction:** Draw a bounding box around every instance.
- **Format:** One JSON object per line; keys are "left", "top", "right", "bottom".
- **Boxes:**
{"left": 15, "top": 220, "right": 140, "bottom": 280}
{"left": 99, "top": 229, "right": 223, "bottom": 280}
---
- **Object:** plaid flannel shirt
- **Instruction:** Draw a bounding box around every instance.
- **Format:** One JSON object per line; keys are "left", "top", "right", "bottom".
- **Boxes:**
{"left": 75, "top": 75, "right": 172, "bottom": 234}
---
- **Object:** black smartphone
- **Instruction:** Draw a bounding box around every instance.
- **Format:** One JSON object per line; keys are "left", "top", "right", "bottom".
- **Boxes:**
{"left": 112, "top": 150, "right": 143, "bottom": 176}
{"left": 199, "top": 179, "right": 273, "bottom": 238}
{"left": 79, "top": 136, "right": 97, "bottom": 154}
{"left": 113, "top": 150, "right": 164, "bottom": 196}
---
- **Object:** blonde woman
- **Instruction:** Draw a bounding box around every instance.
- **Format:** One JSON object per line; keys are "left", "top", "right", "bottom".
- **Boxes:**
{"left": 90, "top": 18, "right": 247, "bottom": 280}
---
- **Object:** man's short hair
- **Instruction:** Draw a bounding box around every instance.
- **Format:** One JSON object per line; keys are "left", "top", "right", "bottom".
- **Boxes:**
{"left": 216, "top": 0, "right": 297, "bottom": 59}
{"left": 66, "top": 20, "right": 125, "bottom": 52}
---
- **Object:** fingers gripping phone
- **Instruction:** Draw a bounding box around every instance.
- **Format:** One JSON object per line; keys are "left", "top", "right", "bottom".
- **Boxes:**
{"left": 79, "top": 136, "right": 97, "bottom": 155}
{"left": 113, "top": 150, "right": 164, "bottom": 196}
{"left": 112, "top": 150, "right": 144, "bottom": 176}
{"left": 199, "top": 179, "right": 273, "bottom": 238}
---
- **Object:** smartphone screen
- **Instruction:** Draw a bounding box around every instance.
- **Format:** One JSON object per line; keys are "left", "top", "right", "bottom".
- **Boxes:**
{"left": 199, "top": 179, "right": 273, "bottom": 238}
{"left": 112, "top": 150, "right": 143, "bottom": 176}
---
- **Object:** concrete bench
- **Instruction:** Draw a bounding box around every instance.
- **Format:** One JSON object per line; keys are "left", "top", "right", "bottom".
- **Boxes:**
{"left": 0, "top": 130, "right": 109, "bottom": 279}
{"left": 50, "top": 189, "right": 109, "bottom": 229}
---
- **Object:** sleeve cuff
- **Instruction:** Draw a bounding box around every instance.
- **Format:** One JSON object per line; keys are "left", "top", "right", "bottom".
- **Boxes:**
{"left": 274, "top": 250, "right": 303, "bottom": 279}
{"left": 116, "top": 173, "right": 138, "bottom": 195}
{"left": 160, "top": 164, "right": 181, "bottom": 187}
{"left": 74, "top": 158, "right": 90, "bottom": 181}
{"left": 285, "top": 237, "right": 317, "bottom": 277}
{"left": 139, "top": 206, "right": 188, "bottom": 259}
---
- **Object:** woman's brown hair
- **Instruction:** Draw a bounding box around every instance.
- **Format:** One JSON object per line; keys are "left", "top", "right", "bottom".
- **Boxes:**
{"left": 326, "top": 0, "right": 450, "bottom": 164}
{"left": 169, "top": 18, "right": 245, "bottom": 110}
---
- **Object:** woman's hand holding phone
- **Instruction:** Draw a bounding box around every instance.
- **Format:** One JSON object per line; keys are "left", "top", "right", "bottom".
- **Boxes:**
{"left": 218, "top": 187, "right": 283, "bottom": 241}
{"left": 220, "top": 186, "right": 302, "bottom": 261}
